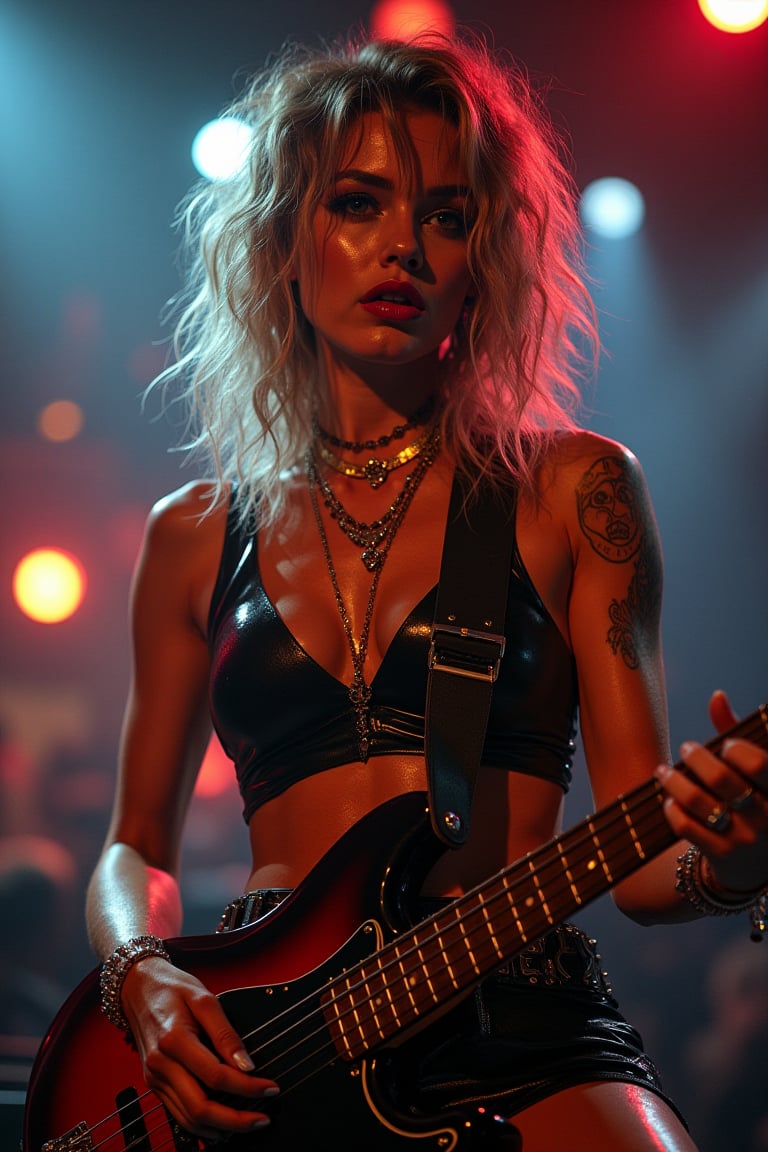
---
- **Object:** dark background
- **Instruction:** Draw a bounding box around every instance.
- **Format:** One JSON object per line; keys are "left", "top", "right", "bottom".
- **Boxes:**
{"left": 1, "top": 2, "right": 767, "bottom": 1148}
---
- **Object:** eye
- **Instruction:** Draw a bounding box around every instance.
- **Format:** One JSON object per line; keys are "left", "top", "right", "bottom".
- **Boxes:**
{"left": 424, "top": 207, "right": 471, "bottom": 236}
{"left": 325, "top": 192, "right": 379, "bottom": 218}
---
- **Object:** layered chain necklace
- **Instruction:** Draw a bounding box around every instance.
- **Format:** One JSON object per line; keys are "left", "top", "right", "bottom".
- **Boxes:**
{"left": 307, "top": 427, "right": 440, "bottom": 761}
{"left": 309, "top": 424, "right": 440, "bottom": 571}
{"left": 313, "top": 398, "right": 436, "bottom": 490}
{"left": 315, "top": 424, "right": 435, "bottom": 489}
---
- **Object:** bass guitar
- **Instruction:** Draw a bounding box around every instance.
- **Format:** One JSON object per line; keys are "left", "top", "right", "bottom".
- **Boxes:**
{"left": 23, "top": 705, "right": 768, "bottom": 1151}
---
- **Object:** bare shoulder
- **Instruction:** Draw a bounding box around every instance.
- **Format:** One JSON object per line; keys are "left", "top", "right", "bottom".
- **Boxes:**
{"left": 146, "top": 480, "right": 228, "bottom": 544}
{"left": 540, "top": 430, "right": 644, "bottom": 489}
{"left": 135, "top": 481, "right": 231, "bottom": 633}
{"left": 538, "top": 430, "right": 653, "bottom": 529}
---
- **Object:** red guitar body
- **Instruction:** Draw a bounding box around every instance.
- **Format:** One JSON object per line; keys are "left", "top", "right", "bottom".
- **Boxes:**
{"left": 23, "top": 704, "right": 768, "bottom": 1152}
{"left": 23, "top": 794, "right": 484, "bottom": 1152}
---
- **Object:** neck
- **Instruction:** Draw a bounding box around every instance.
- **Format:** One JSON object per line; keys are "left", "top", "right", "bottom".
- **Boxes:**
{"left": 315, "top": 347, "right": 441, "bottom": 446}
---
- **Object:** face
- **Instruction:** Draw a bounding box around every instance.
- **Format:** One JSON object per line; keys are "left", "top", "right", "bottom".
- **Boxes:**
{"left": 294, "top": 109, "right": 475, "bottom": 379}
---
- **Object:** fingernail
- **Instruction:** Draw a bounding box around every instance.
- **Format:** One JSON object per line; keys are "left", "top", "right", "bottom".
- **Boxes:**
{"left": 234, "top": 1049, "right": 255, "bottom": 1071}
{"left": 680, "top": 741, "right": 695, "bottom": 757}
{"left": 263, "top": 1085, "right": 280, "bottom": 1096}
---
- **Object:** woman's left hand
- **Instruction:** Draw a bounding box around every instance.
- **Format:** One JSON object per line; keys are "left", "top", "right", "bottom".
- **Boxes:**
{"left": 656, "top": 689, "right": 768, "bottom": 895}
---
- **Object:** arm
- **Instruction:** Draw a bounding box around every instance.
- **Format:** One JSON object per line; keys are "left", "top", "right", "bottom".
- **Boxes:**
{"left": 85, "top": 483, "right": 277, "bottom": 1139}
{"left": 564, "top": 436, "right": 768, "bottom": 924}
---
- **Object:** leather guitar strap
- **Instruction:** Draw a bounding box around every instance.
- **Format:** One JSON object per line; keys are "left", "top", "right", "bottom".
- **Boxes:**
{"left": 425, "top": 469, "right": 516, "bottom": 847}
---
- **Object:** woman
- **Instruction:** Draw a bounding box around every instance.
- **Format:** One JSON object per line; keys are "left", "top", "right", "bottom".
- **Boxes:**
{"left": 85, "top": 32, "right": 768, "bottom": 1150}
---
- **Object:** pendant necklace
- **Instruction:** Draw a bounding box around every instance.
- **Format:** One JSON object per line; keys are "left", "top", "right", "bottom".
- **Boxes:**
{"left": 307, "top": 434, "right": 439, "bottom": 761}
{"left": 309, "top": 425, "right": 440, "bottom": 571}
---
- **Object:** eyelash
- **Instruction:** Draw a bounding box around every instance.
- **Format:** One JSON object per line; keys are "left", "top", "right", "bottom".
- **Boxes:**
{"left": 325, "top": 193, "right": 470, "bottom": 236}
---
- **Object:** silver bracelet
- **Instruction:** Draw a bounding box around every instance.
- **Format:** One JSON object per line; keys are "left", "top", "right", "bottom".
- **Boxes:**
{"left": 675, "top": 845, "right": 767, "bottom": 941}
{"left": 99, "top": 934, "right": 171, "bottom": 1032}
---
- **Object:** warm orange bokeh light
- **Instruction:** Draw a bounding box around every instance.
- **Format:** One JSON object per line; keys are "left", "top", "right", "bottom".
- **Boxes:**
{"left": 698, "top": 0, "right": 768, "bottom": 31}
{"left": 37, "top": 399, "right": 85, "bottom": 442}
{"left": 370, "top": 0, "right": 455, "bottom": 40}
{"left": 12, "top": 548, "right": 87, "bottom": 623}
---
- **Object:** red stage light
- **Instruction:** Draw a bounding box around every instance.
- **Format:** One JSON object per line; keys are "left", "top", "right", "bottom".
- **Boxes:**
{"left": 370, "top": 0, "right": 455, "bottom": 40}
{"left": 698, "top": 0, "right": 768, "bottom": 32}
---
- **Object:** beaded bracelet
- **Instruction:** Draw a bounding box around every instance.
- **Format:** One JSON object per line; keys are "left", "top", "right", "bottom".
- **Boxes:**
{"left": 675, "top": 845, "right": 767, "bottom": 941}
{"left": 99, "top": 934, "right": 171, "bottom": 1032}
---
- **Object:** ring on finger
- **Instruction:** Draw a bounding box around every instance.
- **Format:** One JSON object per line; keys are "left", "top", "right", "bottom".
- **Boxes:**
{"left": 731, "top": 786, "right": 755, "bottom": 811}
{"left": 705, "top": 806, "right": 731, "bottom": 833}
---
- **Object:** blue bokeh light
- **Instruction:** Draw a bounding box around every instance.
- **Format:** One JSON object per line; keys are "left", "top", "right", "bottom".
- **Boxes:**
{"left": 191, "top": 117, "right": 252, "bottom": 181}
{"left": 580, "top": 177, "right": 646, "bottom": 239}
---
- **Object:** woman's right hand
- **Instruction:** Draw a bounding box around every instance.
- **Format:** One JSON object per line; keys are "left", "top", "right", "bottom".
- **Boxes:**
{"left": 121, "top": 956, "right": 279, "bottom": 1140}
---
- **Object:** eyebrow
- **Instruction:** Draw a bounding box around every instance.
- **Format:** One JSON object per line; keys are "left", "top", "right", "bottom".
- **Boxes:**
{"left": 334, "top": 169, "right": 471, "bottom": 199}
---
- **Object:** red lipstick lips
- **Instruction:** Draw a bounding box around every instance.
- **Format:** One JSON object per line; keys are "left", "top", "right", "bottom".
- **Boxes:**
{"left": 360, "top": 279, "right": 426, "bottom": 321}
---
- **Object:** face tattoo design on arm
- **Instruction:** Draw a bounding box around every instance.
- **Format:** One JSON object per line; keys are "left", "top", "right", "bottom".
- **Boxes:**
{"left": 576, "top": 456, "right": 661, "bottom": 670}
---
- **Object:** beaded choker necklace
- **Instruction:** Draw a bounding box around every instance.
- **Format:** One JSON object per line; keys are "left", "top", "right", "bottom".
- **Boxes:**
{"left": 314, "top": 396, "right": 434, "bottom": 453}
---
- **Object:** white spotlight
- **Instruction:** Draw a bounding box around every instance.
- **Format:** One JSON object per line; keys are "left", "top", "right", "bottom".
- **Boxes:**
{"left": 580, "top": 178, "right": 646, "bottom": 240}
{"left": 191, "top": 117, "right": 252, "bottom": 181}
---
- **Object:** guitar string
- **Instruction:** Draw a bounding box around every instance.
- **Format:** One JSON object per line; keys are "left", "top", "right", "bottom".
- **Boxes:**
{"left": 231, "top": 709, "right": 768, "bottom": 1080}
{"left": 179, "top": 709, "right": 768, "bottom": 1095}
{"left": 224, "top": 789, "right": 671, "bottom": 1082}
{"left": 72, "top": 784, "right": 741, "bottom": 1151}
{"left": 236, "top": 782, "right": 671, "bottom": 1078}
{"left": 83, "top": 737, "right": 761, "bottom": 1150}
{"left": 69, "top": 710, "right": 766, "bottom": 1148}
{"left": 70, "top": 782, "right": 671, "bottom": 1152}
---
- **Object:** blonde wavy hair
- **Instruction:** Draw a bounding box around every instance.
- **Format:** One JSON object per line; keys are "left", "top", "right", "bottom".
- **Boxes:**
{"left": 153, "top": 31, "right": 598, "bottom": 527}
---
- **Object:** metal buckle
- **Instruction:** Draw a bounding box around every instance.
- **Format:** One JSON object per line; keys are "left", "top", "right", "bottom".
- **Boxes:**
{"left": 428, "top": 623, "right": 506, "bottom": 683}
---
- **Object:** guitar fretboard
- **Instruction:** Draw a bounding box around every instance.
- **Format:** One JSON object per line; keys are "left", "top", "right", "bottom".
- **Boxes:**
{"left": 323, "top": 704, "right": 768, "bottom": 1059}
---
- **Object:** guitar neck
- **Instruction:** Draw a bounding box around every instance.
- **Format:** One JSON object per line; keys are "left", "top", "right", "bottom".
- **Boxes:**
{"left": 326, "top": 704, "right": 768, "bottom": 1060}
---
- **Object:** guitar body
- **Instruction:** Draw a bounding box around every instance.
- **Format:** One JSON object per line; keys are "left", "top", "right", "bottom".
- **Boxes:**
{"left": 23, "top": 794, "right": 482, "bottom": 1152}
{"left": 23, "top": 703, "right": 768, "bottom": 1151}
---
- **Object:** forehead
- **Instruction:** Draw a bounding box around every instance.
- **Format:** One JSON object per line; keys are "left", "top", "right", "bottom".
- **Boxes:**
{"left": 334, "top": 109, "right": 466, "bottom": 186}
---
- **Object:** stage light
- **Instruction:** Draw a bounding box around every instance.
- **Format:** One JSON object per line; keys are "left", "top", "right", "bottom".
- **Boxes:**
{"left": 370, "top": 0, "right": 455, "bottom": 39}
{"left": 191, "top": 117, "right": 252, "bottom": 181}
{"left": 12, "top": 547, "right": 87, "bottom": 624}
{"left": 580, "top": 178, "right": 646, "bottom": 239}
{"left": 37, "top": 400, "right": 84, "bottom": 443}
{"left": 698, "top": 0, "right": 768, "bottom": 32}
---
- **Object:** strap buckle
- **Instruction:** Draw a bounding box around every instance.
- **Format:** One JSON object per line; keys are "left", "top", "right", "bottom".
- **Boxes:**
{"left": 428, "top": 623, "right": 506, "bottom": 683}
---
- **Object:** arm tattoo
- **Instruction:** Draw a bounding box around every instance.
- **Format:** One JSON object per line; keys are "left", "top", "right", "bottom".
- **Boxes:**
{"left": 576, "top": 455, "right": 660, "bottom": 670}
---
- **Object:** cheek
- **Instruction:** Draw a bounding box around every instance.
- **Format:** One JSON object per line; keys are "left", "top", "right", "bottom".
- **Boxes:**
{"left": 301, "top": 231, "right": 376, "bottom": 314}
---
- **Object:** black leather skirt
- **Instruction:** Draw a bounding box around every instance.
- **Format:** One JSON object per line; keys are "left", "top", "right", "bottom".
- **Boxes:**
{"left": 217, "top": 890, "right": 687, "bottom": 1127}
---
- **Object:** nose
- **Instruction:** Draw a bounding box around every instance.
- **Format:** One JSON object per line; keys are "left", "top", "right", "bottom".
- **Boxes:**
{"left": 380, "top": 214, "right": 423, "bottom": 272}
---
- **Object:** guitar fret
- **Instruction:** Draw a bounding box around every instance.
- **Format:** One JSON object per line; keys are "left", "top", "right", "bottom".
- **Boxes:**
{"left": 501, "top": 873, "right": 529, "bottom": 946}
{"left": 321, "top": 705, "right": 767, "bottom": 1067}
{"left": 433, "top": 928, "right": 462, "bottom": 990}
{"left": 526, "top": 859, "right": 555, "bottom": 925}
{"left": 480, "top": 898, "right": 506, "bottom": 963}
{"left": 455, "top": 916, "right": 483, "bottom": 976}
{"left": 586, "top": 818, "right": 613, "bottom": 884}
{"left": 393, "top": 941, "right": 421, "bottom": 1011}
{"left": 358, "top": 961, "right": 398, "bottom": 1035}
{"left": 556, "top": 842, "right": 584, "bottom": 907}
{"left": 622, "top": 798, "right": 648, "bottom": 859}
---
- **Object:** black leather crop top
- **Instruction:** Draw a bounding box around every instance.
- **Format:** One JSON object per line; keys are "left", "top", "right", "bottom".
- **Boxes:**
{"left": 208, "top": 487, "right": 578, "bottom": 823}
